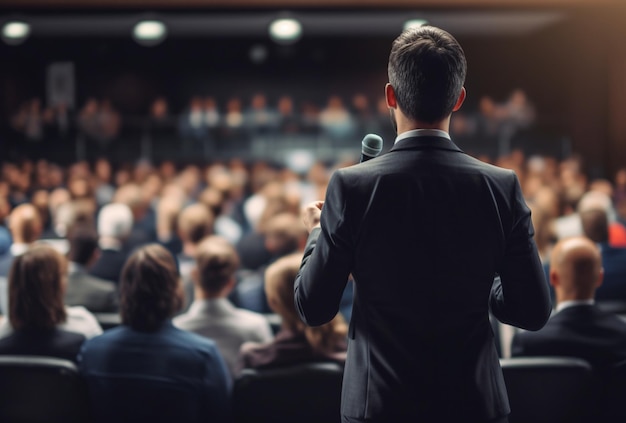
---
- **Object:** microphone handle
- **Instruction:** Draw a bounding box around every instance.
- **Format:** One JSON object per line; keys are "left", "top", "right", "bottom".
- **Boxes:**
{"left": 360, "top": 153, "right": 375, "bottom": 163}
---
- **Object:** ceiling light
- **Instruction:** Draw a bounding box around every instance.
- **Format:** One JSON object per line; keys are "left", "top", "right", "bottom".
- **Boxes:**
{"left": 132, "top": 20, "right": 167, "bottom": 46}
{"left": 269, "top": 18, "right": 302, "bottom": 45}
{"left": 2, "top": 21, "right": 31, "bottom": 45}
{"left": 403, "top": 19, "right": 428, "bottom": 31}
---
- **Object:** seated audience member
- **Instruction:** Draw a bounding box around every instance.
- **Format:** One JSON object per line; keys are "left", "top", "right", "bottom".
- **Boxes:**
{"left": 581, "top": 208, "right": 626, "bottom": 301}
{"left": 0, "top": 203, "right": 44, "bottom": 315}
{"left": 0, "top": 245, "right": 100, "bottom": 362}
{"left": 177, "top": 203, "right": 215, "bottom": 310}
{"left": 79, "top": 244, "right": 231, "bottom": 423}
{"left": 65, "top": 225, "right": 118, "bottom": 313}
{"left": 113, "top": 183, "right": 156, "bottom": 248}
{"left": 511, "top": 237, "right": 626, "bottom": 369}
{"left": 237, "top": 253, "right": 347, "bottom": 373}
{"left": 89, "top": 203, "right": 133, "bottom": 284}
{"left": 174, "top": 236, "right": 273, "bottom": 377}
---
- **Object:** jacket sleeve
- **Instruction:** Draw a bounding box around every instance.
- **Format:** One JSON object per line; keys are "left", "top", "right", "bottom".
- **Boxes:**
{"left": 294, "top": 172, "right": 353, "bottom": 327}
{"left": 490, "top": 172, "right": 552, "bottom": 331}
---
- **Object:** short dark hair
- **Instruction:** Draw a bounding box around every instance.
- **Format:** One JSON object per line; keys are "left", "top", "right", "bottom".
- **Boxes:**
{"left": 581, "top": 209, "right": 609, "bottom": 243}
{"left": 9, "top": 245, "right": 67, "bottom": 330}
{"left": 196, "top": 236, "right": 239, "bottom": 295}
{"left": 388, "top": 25, "right": 467, "bottom": 123}
{"left": 68, "top": 224, "right": 99, "bottom": 266}
{"left": 119, "top": 244, "right": 182, "bottom": 331}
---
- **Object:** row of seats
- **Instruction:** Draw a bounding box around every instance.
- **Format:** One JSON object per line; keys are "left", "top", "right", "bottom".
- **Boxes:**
{"left": 1, "top": 355, "right": 624, "bottom": 423}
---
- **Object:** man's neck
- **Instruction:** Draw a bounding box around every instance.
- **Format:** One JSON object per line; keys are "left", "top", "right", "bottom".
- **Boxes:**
{"left": 194, "top": 288, "right": 228, "bottom": 301}
{"left": 396, "top": 115, "right": 451, "bottom": 136}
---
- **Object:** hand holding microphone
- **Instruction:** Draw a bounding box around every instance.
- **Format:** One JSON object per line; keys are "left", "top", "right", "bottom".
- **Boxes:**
{"left": 301, "top": 134, "right": 383, "bottom": 233}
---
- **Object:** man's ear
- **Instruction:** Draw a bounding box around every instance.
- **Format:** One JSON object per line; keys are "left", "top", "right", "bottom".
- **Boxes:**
{"left": 452, "top": 87, "right": 466, "bottom": 112}
{"left": 549, "top": 268, "right": 559, "bottom": 288}
{"left": 385, "top": 83, "right": 397, "bottom": 109}
{"left": 596, "top": 267, "right": 604, "bottom": 288}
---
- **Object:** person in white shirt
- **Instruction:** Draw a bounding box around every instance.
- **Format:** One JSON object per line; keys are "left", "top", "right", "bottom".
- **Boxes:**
{"left": 174, "top": 235, "right": 273, "bottom": 377}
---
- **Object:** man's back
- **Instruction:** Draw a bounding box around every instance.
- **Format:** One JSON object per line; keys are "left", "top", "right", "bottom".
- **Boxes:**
{"left": 512, "top": 304, "right": 626, "bottom": 368}
{"left": 296, "top": 136, "right": 549, "bottom": 421}
{"left": 79, "top": 322, "right": 231, "bottom": 423}
{"left": 65, "top": 266, "right": 118, "bottom": 313}
{"left": 174, "top": 298, "right": 273, "bottom": 376}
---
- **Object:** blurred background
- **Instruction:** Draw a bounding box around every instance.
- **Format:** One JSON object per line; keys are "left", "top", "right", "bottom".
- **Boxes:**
{"left": 0, "top": 0, "right": 624, "bottom": 179}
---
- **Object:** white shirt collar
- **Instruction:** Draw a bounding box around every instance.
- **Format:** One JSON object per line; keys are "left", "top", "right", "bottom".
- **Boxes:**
{"left": 394, "top": 128, "right": 451, "bottom": 144}
{"left": 556, "top": 299, "right": 594, "bottom": 313}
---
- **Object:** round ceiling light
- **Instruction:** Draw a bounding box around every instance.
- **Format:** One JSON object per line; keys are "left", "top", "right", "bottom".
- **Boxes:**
{"left": 269, "top": 18, "right": 302, "bottom": 45}
{"left": 2, "top": 21, "right": 31, "bottom": 45}
{"left": 132, "top": 20, "right": 167, "bottom": 46}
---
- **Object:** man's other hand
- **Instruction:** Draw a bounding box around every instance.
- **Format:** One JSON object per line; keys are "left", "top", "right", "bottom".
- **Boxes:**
{"left": 302, "top": 201, "right": 324, "bottom": 233}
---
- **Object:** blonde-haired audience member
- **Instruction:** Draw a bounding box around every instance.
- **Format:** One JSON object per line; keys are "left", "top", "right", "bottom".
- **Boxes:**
{"left": 236, "top": 253, "right": 347, "bottom": 373}
{"left": 174, "top": 236, "right": 272, "bottom": 377}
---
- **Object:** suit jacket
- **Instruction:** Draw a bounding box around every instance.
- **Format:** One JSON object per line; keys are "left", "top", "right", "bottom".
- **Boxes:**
{"left": 511, "top": 304, "right": 626, "bottom": 369}
{"left": 64, "top": 264, "right": 119, "bottom": 313}
{"left": 173, "top": 298, "right": 274, "bottom": 377}
{"left": 78, "top": 321, "right": 232, "bottom": 423}
{"left": 595, "top": 243, "right": 626, "bottom": 302}
{"left": 295, "top": 135, "right": 551, "bottom": 421}
{"left": 0, "top": 328, "right": 85, "bottom": 363}
{"left": 89, "top": 248, "right": 128, "bottom": 284}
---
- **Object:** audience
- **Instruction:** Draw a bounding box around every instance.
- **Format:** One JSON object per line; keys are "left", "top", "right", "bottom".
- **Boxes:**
{"left": 78, "top": 244, "right": 231, "bottom": 423}
{"left": 174, "top": 236, "right": 273, "bottom": 377}
{"left": 0, "top": 245, "right": 86, "bottom": 363}
{"left": 511, "top": 237, "right": 626, "bottom": 369}
{"left": 176, "top": 203, "right": 215, "bottom": 310}
{"left": 236, "top": 253, "right": 347, "bottom": 373}
{"left": 64, "top": 225, "right": 119, "bottom": 313}
{"left": 89, "top": 203, "right": 133, "bottom": 284}
{"left": 0, "top": 203, "right": 44, "bottom": 315}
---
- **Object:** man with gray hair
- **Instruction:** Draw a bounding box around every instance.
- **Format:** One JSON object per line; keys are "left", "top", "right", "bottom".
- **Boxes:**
{"left": 89, "top": 203, "right": 133, "bottom": 284}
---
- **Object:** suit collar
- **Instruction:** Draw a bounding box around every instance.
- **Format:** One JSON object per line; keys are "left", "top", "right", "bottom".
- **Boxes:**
{"left": 389, "top": 135, "right": 464, "bottom": 154}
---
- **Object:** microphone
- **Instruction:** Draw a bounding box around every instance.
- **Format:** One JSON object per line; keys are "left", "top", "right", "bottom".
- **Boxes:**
{"left": 360, "top": 134, "right": 383, "bottom": 163}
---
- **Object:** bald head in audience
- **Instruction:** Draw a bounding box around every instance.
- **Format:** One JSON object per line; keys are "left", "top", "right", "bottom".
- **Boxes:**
{"left": 9, "top": 203, "right": 43, "bottom": 245}
{"left": 549, "top": 236, "right": 603, "bottom": 304}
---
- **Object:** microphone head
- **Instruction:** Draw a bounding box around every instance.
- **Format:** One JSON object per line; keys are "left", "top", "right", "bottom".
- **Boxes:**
{"left": 361, "top": 134, "right": 384, "bottom": 157}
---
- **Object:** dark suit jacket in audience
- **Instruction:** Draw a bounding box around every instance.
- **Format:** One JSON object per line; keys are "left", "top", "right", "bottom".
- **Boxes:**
{"left": 0, "top": 328, "right": 86, "bottom": 363}
{"left": 65, "top": 263, "right": 118, "bottom": 313}
{"left": 78, "top": 321, "right": 232, "bottom": 423}
{"left": 89, "top": 249, "right": 127, "bottom": 285}
{"left": 511, "top": 304, "right": 626, "bottom": 369}
{"left": 595, "top": 243, "right": 626, "bottom": 302}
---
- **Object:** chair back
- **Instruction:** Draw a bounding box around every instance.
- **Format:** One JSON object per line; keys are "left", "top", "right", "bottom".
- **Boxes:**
{"left": 0, "top": 355, "right": 90, "bottom": 423}
{"left": 598, "top": 358, "right": 626, "bottom": 422}
{"left": 500, "top": 356, "right": 594, "bottom": 423}
{"left": 234, "top": 361, "right": 343, "bottom": 423}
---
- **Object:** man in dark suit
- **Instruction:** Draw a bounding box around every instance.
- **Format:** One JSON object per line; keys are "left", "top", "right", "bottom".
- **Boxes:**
{"left": 511, "top": 236, "right": 626, "bottom": 368}
{"left": 65, "top": 225, "right": 118, "bottom": 313}
{"left": 294, "top": 26, "right": 551, "bottom": 423}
